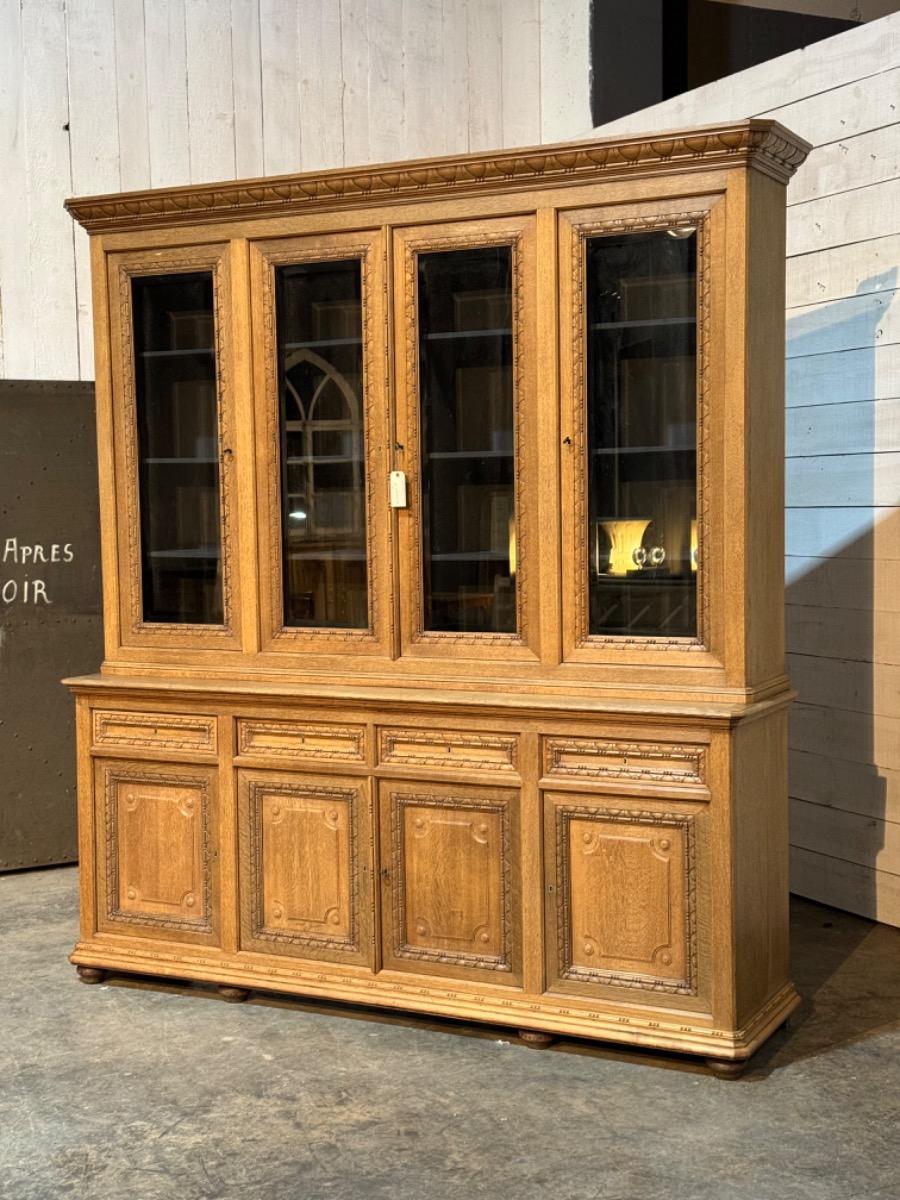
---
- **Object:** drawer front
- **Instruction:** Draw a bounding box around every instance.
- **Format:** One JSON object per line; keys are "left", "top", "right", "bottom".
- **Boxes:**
{"left": 236, "top": 718, "right": 366, "bottom": 764}
{"left": 542, "top": 736, "right": 705, "bottom": 787}
{"left": 379, "top": 728, "right": 518, "bottom": 774}
{"left": 92, "top": 709, "right": 217, "bottom": 754}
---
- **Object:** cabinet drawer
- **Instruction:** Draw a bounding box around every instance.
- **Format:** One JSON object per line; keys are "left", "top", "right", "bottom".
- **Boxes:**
{"left": 378, "top": 728, "right": 519, "bottom": 774}
{"left": 92, "top": 709, "right": 217, "bottom": 754}
{"left": 542, "top": 736, "right": 705, "bottom": 787}
{"left": 236, "top": 718, "right": 366, "bottom": 764}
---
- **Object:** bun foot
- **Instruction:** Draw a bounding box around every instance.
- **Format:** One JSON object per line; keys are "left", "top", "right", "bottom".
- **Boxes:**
{"left": 76, "top": 966, "right": 106, "bottom": 985}
{"left": 218, "top": 985, "right": 251, "bottom": 1004}
{"left": 519, "top": 1029, "right": 556, "bottom": 1049}
{"left": 704, "top": 1057, "right": 747, "bottom": 1079}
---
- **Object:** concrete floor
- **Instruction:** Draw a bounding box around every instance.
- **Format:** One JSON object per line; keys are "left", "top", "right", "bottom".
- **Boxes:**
{"left": 1, "top": 868, "right": 898, "bottom": 1200}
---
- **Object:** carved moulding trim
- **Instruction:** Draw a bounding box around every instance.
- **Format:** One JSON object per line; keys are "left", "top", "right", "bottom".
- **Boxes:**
{"left": 237, "top": 718, "right": 366, "bottom": 762}
{"left": 103, "top": 765, "right": 212, "bottom": 933}
{"left": 403, "top": 228, "right": 528, "bottom": 648}
{"left": 570, "top": 208, "right": 710, "bottom": 652}
{"left": 258, "top": 239, "right": 381, "bottom": 646}
{"left": 378, "top": 728, "right": 519, "bottom": 773}
{"left": 543, "top": 738, "right": 705, "bottom": 785}
{"left": 66, "top": 122, "right": 810, "bottom": 233}
{"left": 115, "top": 250, "right": 235, "bottom": 642}
{"left": 69, "top": 943, "right": 801, "bottom": 1058}
{"left": 555, "top": 804, "right": 698, "bottom": 996}
{"left": 389, "top": 790, "right": 513, "bottom": 972}
{"left": 92, "top": 709, "right": 217, "bottom": 752}
{"left": 244, "top": 778, "right": 362, "bottom": 954}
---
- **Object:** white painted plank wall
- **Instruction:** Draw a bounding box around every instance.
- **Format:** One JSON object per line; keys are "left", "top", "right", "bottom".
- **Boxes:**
{"left": 590, "top": 11, "right": 900, "bottom": 927}
{"left": 0, "top": 0, "right": 591, "bottom": 381}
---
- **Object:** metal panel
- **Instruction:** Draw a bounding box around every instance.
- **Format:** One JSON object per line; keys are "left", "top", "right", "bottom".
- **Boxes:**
{"left": 0, "top": 381, "right": 102, "bottom": 869}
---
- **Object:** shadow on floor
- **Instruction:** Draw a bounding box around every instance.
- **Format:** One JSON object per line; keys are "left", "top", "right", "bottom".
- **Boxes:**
{"left": 95, "top": 892, "right": 900, "bottom": 1080}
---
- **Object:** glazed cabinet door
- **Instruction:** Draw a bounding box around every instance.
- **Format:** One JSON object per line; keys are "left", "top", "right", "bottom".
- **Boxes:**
{"left": 238, "top": 770, "right": 374, "bottom": 967}
{"left": 544, "top": 790, "right": 709, "bottom": 1006}
{"left": 393, "top": 217, "right": 540, "bottom": 662}
{"left": 559, "top": 197, "right": 725, "bottom": 668}
{"left": 249, "top": 231, "right": 392, "bottom": 657}
{"left": 106, "top": 246, "right": 242, "bottom": 650}
{"left": 379, "top": 779, "right": 522, "bottom": 985}
{"left": 94, "top": 758, "right": 220, "bottom": 945}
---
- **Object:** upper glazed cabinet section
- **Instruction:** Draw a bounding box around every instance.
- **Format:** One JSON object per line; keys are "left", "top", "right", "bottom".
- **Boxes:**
{"left": 107, "top": 246, "right": 242, "bottom": 650}
{"left": 73, "top": 122, "right": 810, "bottom": 685}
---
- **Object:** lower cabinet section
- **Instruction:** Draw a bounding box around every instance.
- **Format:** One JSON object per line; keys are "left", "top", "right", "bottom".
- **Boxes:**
{"left": 378, "top": 779, "right": 521, "bottom": 985}
{"left": 94, "top": 758, "right": 219, "bottom": 945}
{"left": 75, "top": 694, "right": 797, "bottom": 1063}
{"left": 237, "top": 770, "right": 373, "bottom": 966}
{"left": 544, "top": 792, "right": 706, "bottom": 1001}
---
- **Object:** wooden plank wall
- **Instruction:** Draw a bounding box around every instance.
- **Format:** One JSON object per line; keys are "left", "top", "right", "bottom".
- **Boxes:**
{"left": 0, "top": 0, "right": 590, "bottom": 382}
{"left": 591, "top": 12, "right": 900, "bottom": 926}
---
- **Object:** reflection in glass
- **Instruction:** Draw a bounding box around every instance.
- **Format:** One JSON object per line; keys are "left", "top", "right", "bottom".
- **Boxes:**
{"left": 586, "top": 228, "right": 697, "bottom": 637}
{"left": 276, "top": 259, "right": 367, "bottom": 628}
{"left": 132, "top": 272, "right": 223, "bottom": 624}
{"left": 418, "top": 246, "right": 516, "bottom": 634}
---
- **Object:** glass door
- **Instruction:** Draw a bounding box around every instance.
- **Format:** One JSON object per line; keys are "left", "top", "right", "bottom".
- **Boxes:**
{"left": 560, "top": 201, "right": 717, "bottom": 662}
{"left": 251, "top": 231, "right": 391, "bottom": 657}
{"left": 108, "top": 245, "right": 241, "bottom": 649}
{"left": 394, "top": 217, "right": 539, "bottom": 662}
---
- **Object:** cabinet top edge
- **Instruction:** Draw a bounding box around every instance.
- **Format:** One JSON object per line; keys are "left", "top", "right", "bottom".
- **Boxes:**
{"left": 64, "top": 119, "right": 811, "bottom": 235}
{"left": 62, "top": 673, "right": 795, "bottom": 726}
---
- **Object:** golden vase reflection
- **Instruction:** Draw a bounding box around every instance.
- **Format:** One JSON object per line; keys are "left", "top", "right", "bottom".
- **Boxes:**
{"left": 595, "top": 518, "right": 651, "bottom": 577}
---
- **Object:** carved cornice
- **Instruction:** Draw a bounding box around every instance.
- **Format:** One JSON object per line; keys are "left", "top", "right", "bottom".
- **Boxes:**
{"left": 65, "top": 121, "right": 810, "bottom": 234}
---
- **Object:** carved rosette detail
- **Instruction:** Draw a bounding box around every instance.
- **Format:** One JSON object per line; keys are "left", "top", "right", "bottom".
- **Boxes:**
{"left": 403, "top": 229, "right": 528, "bottom": 647}
{"left": 554, "top": 804, "right": 698, "bottom": 996}
{"left": 570, "top": 208, "right": 710, "bottom": 651}
{"left": 67, "top": 125, "right": 809, "bottom": 233}
{"left": 378, "top": 729, "right": 519, "bottom": 773}
{"left": 244, "top": 779, "right": 361, "bottom": 953}
{"left": 259, "top": 241, "right": 381, "bottom": 645}
{"left": 389, "top": 790, "right": 513, "bottom": 971}
{"left": 543, "top": 738, "right": 706, "bottom": 785}
{"left": 104, "top": 766, "right": 213, "bottom": 932}
{"left": 116, "top": 250, "right": 234, "bottom": 641}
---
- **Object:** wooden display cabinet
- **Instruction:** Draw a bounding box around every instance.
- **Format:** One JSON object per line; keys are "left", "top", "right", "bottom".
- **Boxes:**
{"left": 65, "top": 119, "right": 810, "bottom": 1074}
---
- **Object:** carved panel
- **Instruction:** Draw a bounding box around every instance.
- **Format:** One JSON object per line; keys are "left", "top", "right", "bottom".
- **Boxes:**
{"left": 239, "top": 773, "right": 372, "bottom": 963}
{"left": 100, "top": 763, "right": 213, "bottom": 933}
{"left": 542, "top": 737, "right": 705, "bottom": 786}
{"left": 550, "top": 800, "right": 697, "bottom": 995}
{"left": 237, "top": 718, "right": 366, "bottom": 764}
{"left": 379, "top": 728, "right": 518, "bottom": 774}
{"left": 384, "top": 787, "right": 517, "bottom": 976}
{"left": 93, "top": 709, "right": 217, "bottom": 754}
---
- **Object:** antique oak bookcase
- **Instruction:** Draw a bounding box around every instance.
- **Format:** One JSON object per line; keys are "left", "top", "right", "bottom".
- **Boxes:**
{"left": 65, "top": 119, "right": 810, "bottom": 1073}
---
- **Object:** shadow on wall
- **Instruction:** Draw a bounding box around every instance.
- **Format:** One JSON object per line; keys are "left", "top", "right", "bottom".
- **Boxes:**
{"left": 784, "top": 268, "right": 898, "bottom": 925}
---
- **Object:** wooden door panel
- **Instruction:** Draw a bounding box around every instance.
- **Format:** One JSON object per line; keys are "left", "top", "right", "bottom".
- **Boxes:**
{"left": 380, "top": 781, "right": 521, "bottom": 984}
{"left": 95, "top": 760, "right": 217, "bottom": 943}
{"left": 546, "top": 792, "right": 701, "bottom": 999}
{"left": 238, "top": 771, "right": 373, "bottom": 966}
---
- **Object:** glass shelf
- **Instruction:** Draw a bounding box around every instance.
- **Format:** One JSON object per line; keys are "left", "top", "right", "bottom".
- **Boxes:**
{"left": 148, "top": 547, "right": 221, "bottom": 559}
{"left": 591, "top": 445, "right": 694, "bottom": 456}
{"left": 145, "top": 457, "right": 218, "bottom": 465}
{"left": 283, "top": 336, "right": 362, "bottom": 351}
{"left": 138, "top": 347, "right": 215, "bottom": 358}
{"left": 424, "top": 327, "right": 511, "bottom": 342}
{"left": 428, "top": 449, "right": 514, "bottom": 460}
{"left": 589, "top": 316, "right": 695, "bottom": 332}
